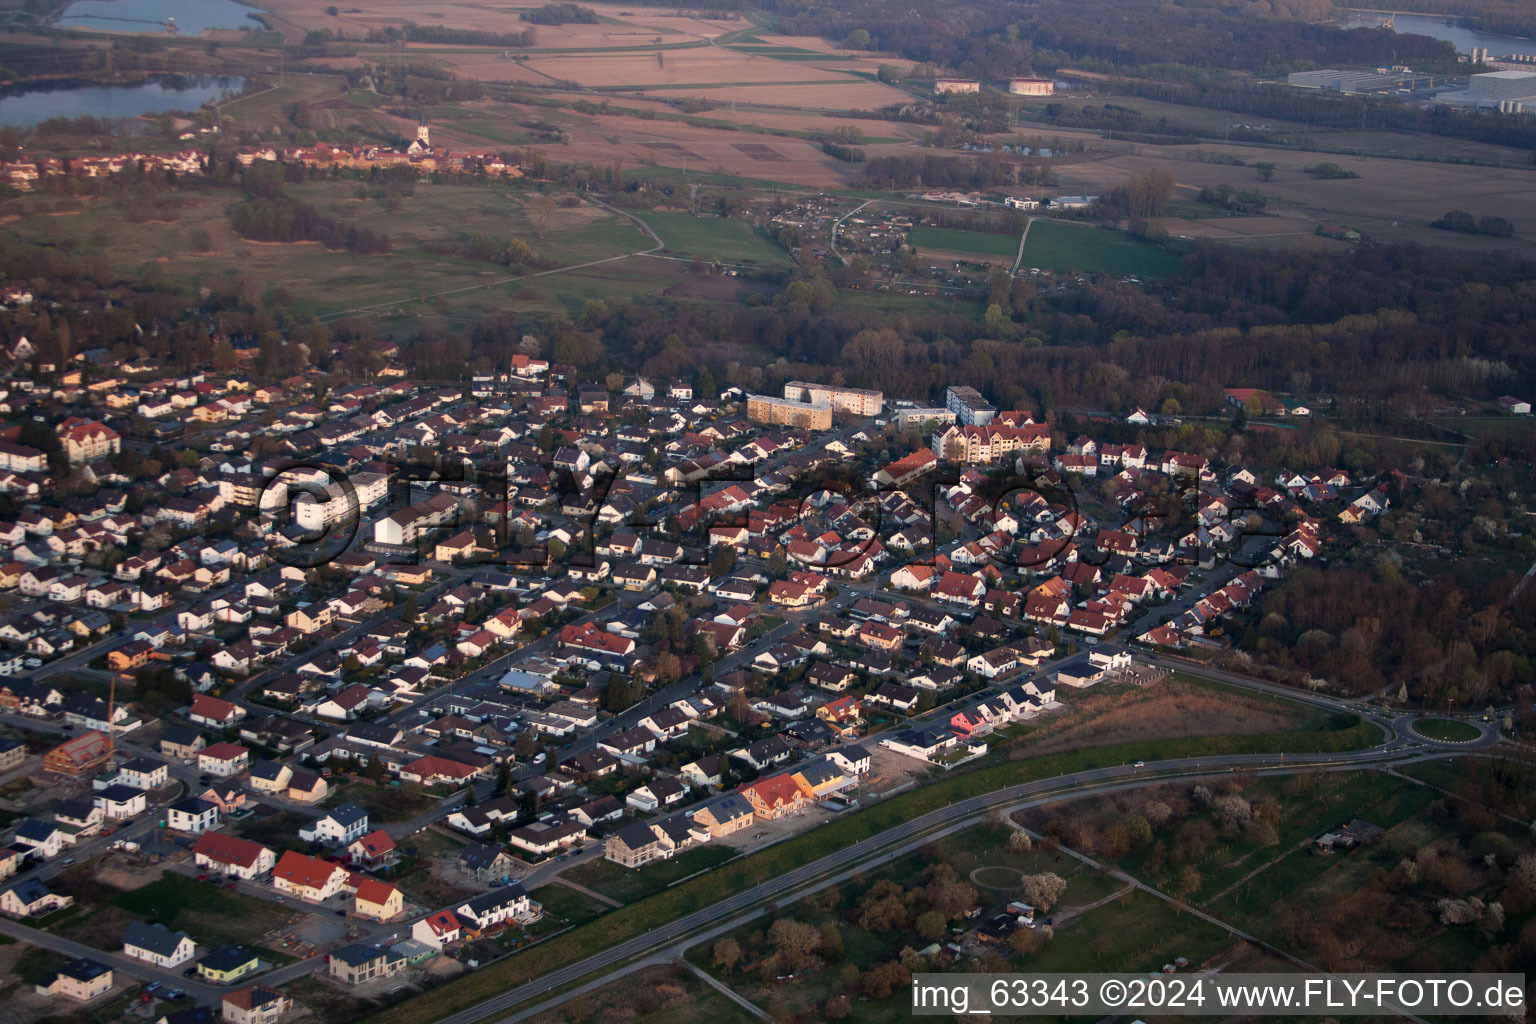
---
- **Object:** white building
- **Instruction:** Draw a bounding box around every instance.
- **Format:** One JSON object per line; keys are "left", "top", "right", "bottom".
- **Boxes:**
{"left": 122, "top": 922, "right": 196, "bottom": 969}
{"left": 1008, "top": 78, "right": 1054, "bottom": 95}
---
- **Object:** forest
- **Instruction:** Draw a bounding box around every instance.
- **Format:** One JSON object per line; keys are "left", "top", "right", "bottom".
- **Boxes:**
{"left": 769, "top": 0, "right": 1451, "bottom": 76}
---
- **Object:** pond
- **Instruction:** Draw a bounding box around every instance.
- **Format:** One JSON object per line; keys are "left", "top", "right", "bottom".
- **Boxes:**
{"left": 1337, "top": 9, "right": 1532, "bottom": 56}
{"left": 58, "top": 0, "right": 264, "bottom": 36}
{"left": 0, "top": 75, "right": 246, "bottom": 129}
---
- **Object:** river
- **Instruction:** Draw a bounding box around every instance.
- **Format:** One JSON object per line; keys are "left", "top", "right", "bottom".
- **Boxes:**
{"left": 0, "top": 75, "right": 246, "bottom": 129}
{"left": 1336, "top": 9, "right": 1532, "bottom": 56}
{"left": 58, "top": 0, "right": 265, "bottom": 35}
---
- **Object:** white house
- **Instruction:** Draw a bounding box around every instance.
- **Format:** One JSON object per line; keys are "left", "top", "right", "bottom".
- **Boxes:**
{"left": 298, "top": 801, "right": 369, "bottom": 846}
{"left": 166, "top": 797, "right": 220, "bottom": 835}
{"left": 122, "top": 921, "right": 196, "bottom": 969}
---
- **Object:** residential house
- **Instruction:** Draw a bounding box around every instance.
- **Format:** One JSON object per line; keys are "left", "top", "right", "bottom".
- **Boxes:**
{"left": 326, "top": 944, "right": 406, "bottom": 986}
{"left": 193, "top": 832, "right": 276, "bottom": 880}
{"left": 351, "top": 878, "right": 403, "bottom": 922}
{"left": 196, "top": 946, "right": 261, "bottom": 985}
{"left": 122, "top": 921, "right": 197, "bottom": 969}
{"left": 271, "top": 851, "right": 348, "bottom": 902}
{"left": 34, "top": 957, "right": 112, "bottom": 1001}
{"left": 220, "top": 985, "right": 292, "bottom": 1024}
{"left": 166, "top": 797, "right": 220, "bottom": 835}
{"left": 298, "top": 801, "right": 368, "bottom": 846}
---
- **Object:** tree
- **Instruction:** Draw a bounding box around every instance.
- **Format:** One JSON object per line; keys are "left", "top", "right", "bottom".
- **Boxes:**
{"left": 861, "top": 960, "right": 911, "bottom": 1000}
{"left": 710, "top": 544, "right": 738, "bottom": 577}
{"left": 514, "top": 730, "right": 539, "bottom": 761}
{"left": 819, "top": 921, "right": 844, "bottom": 961}
{"left": 1255, "top": 162, "right": 1276, "bottom": 181}
{"left": 528, "top": 194, "right": 557, "bottom": 236}
{"left": 914, "top": 909, "right": 946, "bottom": 942}
{"left": 1020, "top": 873, "right": 1068, "bottom": 913}
{"left": 402, "top": 594, "right": 418, "bottom": 622}
{"left": 1009, "top": 925, "right": 1045, "bottom": 956}
{"left": 712, "top": 937, "right": 741, "bottom": 975}
{"left": 1006, "top": 829, "right": 1033, "bottom": 853}
{"left": 823, "top": 995, "right": 852, "bottom": 1020}
{"left": 767, "top": 544, "right": 788, "bottom": 577}
{"left": 768, "top": 917, "right": 821, "bottom": 972}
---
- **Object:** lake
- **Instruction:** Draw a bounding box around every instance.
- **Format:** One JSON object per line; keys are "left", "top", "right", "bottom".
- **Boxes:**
{"left": 0, "top": 75, "right": 246, "bottom": 129}
{"left": 58, "top": 0, "right": 264, "bottom": 35}
{"left": 1337, "top": 10, "right": 1531, "bottom": 56}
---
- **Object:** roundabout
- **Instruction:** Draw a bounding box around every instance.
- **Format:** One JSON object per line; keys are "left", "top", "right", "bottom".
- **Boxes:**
{"left": 1410, "top": 718, "right": 1485, "bottom": 744}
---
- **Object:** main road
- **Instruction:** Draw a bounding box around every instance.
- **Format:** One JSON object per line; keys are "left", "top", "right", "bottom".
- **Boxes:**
{"left": 428, "top": 712, "right": 1494, "bottom": 1024}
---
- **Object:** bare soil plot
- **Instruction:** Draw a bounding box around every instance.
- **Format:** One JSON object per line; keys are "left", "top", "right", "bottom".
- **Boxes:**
{"left": 636, "top": 80, "right": 909, "bottom": 110}
{"left": 264, "top": 0, "right": 741, "bottom": 44}
{"left": 1008, "top": 677, "right": 1303, "bottom": 759}
{"left": 731, "top": 142, "right": 788, "bottom": 161}
{"left": 554, "top": 114, "right": 854, "bottom": 185}
{"left": 523, "top": 48, "right": 852, "bottom": 89}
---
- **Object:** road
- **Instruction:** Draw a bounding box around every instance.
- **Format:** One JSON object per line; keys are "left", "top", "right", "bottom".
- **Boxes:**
{"left": 1010, "top": 217, "right": 1034, "bottom": 275}
{"left": 828, "top": 199, "right": 871, "bottom": 266}
{"left": 439, "top": 735, "right": 1484, "bottom": 1024}
{"left": 0, "top": 915, "right": 225, "bottom": 1002}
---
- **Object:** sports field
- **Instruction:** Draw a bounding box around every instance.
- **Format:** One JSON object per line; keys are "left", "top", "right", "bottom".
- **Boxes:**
{"left": 1020, "top": 220, "right": 1184, "bottom": 277}
{"left": 636, "top": 210, "right": 792, "bottom": 266}
{"left": 907, "top": 224, "right": 1021, "bottom": 257}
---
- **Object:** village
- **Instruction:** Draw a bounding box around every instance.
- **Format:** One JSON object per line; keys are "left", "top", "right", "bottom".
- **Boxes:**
{"left": 0, "top": 332, "right": 1480, "bottom": 1023}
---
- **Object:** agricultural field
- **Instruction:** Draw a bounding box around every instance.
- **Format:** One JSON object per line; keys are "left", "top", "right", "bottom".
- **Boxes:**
{"left": 1056, "top": 144, "right": 1536, "bottom": 257}
{"left": 636, "top": 210, "right": 792, "bottom": 267}
{"left": 0, "top": 182, "right": 653, "bottom": 318}
{"left": 1003, "top": 675, "right": 1319, "bottom": 759}
{"left": 906, "top": 225, "right": 1021, "bottom": 258}
{"left": 1019, "top": 220, "right": 1184, "bottom": 278}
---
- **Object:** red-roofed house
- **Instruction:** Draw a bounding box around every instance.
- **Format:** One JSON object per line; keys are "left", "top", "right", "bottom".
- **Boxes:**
{"left": 739, "top": 774, "right": 809, "bottom": 820}
{"left": 345, "top": 829, "right": 397, "bottom": 869}
{"left": 398, "top": 754, "right": 484, "bottom": 787}
{"left": 188, "top": 693, "right": 245, "bottom": 728}
{"left": 272, "top": 850, "right": 348, "bottom": 902}
{"left": 352, "top": 878, "right": 404, "bottom": 922}
{"left": 412, "top": 909, "right": 461, "bottom": 949}
{"left": 193, "top": 832, "right": 276, "bottom": 880}
{"left": 934, "top": 571, "right": 985, "bottom": 607}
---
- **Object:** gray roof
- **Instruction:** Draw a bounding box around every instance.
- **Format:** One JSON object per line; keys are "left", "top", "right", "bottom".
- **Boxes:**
{"left": 249, "top": 760, "right": 288, "bottom": 783}
{"left": 457, "top": 883, "right": 528, "bottom": 924}
{"left": 326, "top": 801, "right": 368, "bottom": 828}
{"left": 695, "top": 792, "right": 753, "bottom": 824}
{"left": 457, "top": 842, "right": 508, "bottom": 871}
{"left": 123, "top": 921, "right": 191, "bottom": 958}
{"left": 328, "top": 942, "right": 402, "bottom": 968}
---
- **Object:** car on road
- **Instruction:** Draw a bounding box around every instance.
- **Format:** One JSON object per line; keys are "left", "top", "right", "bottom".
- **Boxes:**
{"left": 166, "top": 990, "right": 185, "bottom": 1001}
{"left": 182, "top": 967, "right": 197, "bottom": 977}
{"left": 145, "top": 983, "right": 162, "bottom": 994}
{"left": 274, "top": 895, "right": 284, "bottom": 902}
{"left": 224, "top": 882, "right": 237, "bottom": 890}
{"left": 197, "top": 873, "right": 209, "bottom": 881}
{"left": 61, "top": 857, "right": 75, "bottom": 866}
{"left": 1132, "top": 761, "right": 1145, "bottom": 768}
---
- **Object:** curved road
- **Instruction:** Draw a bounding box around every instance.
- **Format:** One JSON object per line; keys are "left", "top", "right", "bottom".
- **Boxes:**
{"left": 430, "top": 717, "right": 1488, "bottom": 1024}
